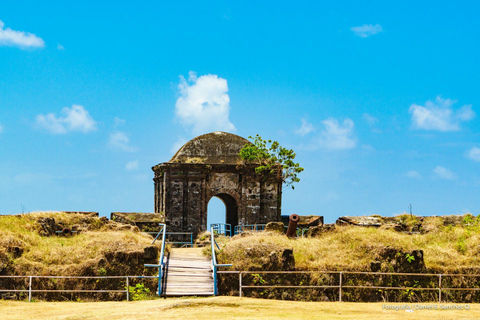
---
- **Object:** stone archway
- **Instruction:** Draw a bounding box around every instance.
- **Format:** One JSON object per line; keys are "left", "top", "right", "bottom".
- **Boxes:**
{"left": 152, "top": 131, "right": 283, "bottom": 237}
{"left": 207, "top": 193, "right": 239, "bottom": 230}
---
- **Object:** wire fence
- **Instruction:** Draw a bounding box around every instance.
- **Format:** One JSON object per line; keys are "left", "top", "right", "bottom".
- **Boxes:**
{"left": 2, "top": 271, "right": 480, "bottom": 302}
{"left": 217, "top": 271, "right": 480, "bottom": 303}
{"left": 0, "top": 275, "right": 159, "bottom": 302}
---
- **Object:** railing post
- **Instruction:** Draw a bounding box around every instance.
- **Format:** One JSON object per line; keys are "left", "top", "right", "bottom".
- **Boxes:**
{"left": 438, "top": 274, "right": 442, "bottom": 303}
{"left": 339, "top": 272, "right": 343, "bottom": 302}
{"left": 214, "top": 266, "right": 217, "bottom": 295}
{"left": 28, "top": 276, "right": 32, "bottom": 302}
{"left": 239, "top": 272, "right": 243, "bottom": 298}
{"left": 126, "top": 276, "right": 129, "bottom": 301}
{"left": 158, "top": 266, "right": 163, "bottom": 296}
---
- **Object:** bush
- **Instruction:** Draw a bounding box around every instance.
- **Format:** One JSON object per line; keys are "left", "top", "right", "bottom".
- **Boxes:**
{"left": 127, "top": 283, "right": 152, "bottom": 301}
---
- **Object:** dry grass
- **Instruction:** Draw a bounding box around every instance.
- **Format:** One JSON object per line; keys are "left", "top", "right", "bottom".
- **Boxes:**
{"left": 0, "top": 212, "right": 160, "bottom": 275}
{"left": 218, "top": 223, "right": 480, "bottom": 273}
{"left": 0, "top": 296, "right": 478, "bottom": 320}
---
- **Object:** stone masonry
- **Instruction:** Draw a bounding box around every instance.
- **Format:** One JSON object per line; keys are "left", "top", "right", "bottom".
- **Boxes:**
{"left": 152, "top": 131, "right": 283, "bottom": 236}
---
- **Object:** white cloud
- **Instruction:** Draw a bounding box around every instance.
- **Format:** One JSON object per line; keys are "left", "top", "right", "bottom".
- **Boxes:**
{"left": 36, "top": 105, "right": 96, "bottom": 134}
{"left": 433, "top": 165, "right": 457, "bottom": 180}
{"left": 0, "top": 20, "right": 45, "bottom": 48}
{"left": 125, "top": 160, "right": 139, "bottom": 171}
{"left": 113, "top": 117, "right": 126, "bottom": 127}
{"left": 175, "top": 71, "right": 235, "bottom": 135}
{"left": 109, "top": 131, "right": 136, "bottom": 152}
{"left": 362, "top": 113, "right": 378, "bottom": 126}
{"left": 409, "top": 96, "right": 475, "bottom": 131}
{"left": 351, "top": 24, "right": 383, "bottom": 38}
{"left": 362, "top": 113, "right": 382, "bottom": 133}
{"left": 466, "top": 147, "right": 480, "bottom": 162}
{"left": 317, "top": 118, "right": 357, "bottom": 150}
{"left": 57, "top": 43, "right": 64, "bottom": 50}
{"left": 0, "top": 123, "right": 3, "bottom": 133}
{"left": 295, "top": 118, "right": 314, "bottom": 136}
{"left": 406, "top": 170, "right": 422, "bottom": 179}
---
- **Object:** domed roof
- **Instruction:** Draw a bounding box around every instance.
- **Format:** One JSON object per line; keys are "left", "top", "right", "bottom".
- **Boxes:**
{"left": 169, "top": 131, "right": 251, "bottom": 164}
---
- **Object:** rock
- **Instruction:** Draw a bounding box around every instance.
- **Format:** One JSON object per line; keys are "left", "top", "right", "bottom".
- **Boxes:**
{"left": 379, "top": 224, "right": 405, "bottom": 232}
{"left": 268, "top": 251, "right": 277, "bottom": 265}
{"left": 281, "top": 249, "right": 295, "bottom": 270}
{"left": 443, "top": 215, "right": 465, "bottom": 226}
{"left": 308, "top": 224, "right": 335, "bottom": 237}
{"left": 36, "top": 217, "right": 56, "bottom": 236}
{"left": 7, "top": 246, "right": 24, "bottom": 258}
{"left": 143, "top": 246, "right": 158, "bottom": 262}
{"left": 336, "top": 216, "right": 382, "bottom": 227}
{"left": 370, "top": 261, "right": 381, "bottom": 272}
{"left": 307, "top": 216, "right": 323, "bottom": 226}
{"left": 377, "top": 247, "right": 425, "bottom": 273}
{"left": 265, "top": 222, "right": 285, "bottom": 233}
{"left": 117, "top": 224, "right": 132, "bottom": 231}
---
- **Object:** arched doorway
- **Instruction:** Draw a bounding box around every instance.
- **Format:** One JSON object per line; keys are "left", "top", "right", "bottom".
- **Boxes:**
{"left": 207, "top": 193, "right": 238, "bottom": 233}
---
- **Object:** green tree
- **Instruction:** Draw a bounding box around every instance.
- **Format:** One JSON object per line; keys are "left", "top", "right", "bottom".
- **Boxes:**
{"left": 239, "top": 134, "right": 304, "bottom": 189}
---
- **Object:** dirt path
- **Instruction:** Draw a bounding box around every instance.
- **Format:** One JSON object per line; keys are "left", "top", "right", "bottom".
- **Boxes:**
{"left": 1, "top": 296, "right": 478, "bottom": 320}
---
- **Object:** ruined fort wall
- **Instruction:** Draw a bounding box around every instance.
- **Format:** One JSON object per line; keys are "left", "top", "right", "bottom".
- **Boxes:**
{"left": 153, "top": 163, "right": 282, "bottom": 236}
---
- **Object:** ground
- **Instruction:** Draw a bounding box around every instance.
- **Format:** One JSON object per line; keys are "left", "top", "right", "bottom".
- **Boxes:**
{"left": 0, "top": 296, "right": 478, "bottom": 320}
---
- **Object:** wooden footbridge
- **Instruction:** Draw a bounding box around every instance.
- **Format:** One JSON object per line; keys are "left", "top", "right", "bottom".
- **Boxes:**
{"left": 145, "top": 224, "right": 231, "bottom": 297}
{"left": 162, "top": 248, "right": 214, "bottom": 296}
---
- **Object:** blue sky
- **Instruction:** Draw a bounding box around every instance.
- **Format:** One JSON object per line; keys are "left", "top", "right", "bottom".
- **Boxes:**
{"left": 1, "top": 1, "right": 479, "bottom": 223}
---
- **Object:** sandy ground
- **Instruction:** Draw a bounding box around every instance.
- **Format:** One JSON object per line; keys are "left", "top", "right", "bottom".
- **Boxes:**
{"left": 1, "top": 296, "right": 478, "bottom": 320}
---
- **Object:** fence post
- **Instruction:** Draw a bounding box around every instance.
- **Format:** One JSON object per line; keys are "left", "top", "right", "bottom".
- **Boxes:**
{"left": 339, "top": 272, "right": 343, "bottom": 302}
{"left": 239, "top": 272, "right": 243, "bottom": 298}
{"left": 438, "top": 274, "right": 442, "bottom": 303}
{"left": 126, "top": 276, "right": 129, "bottom": 301}
{"left": 28, "top": 276, "right": 32, "bottom": 302}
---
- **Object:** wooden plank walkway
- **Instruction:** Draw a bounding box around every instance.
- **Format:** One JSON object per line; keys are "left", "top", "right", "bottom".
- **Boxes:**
{"left": 163, "top": 248, "right": 214, "bottom": 296}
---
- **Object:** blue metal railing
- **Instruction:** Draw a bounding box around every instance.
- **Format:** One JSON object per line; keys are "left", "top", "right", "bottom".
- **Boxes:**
{"left": 144, "top": 231, "right": 193, "bottom": 247}
{"left": 210, "top": 227, "right": 232, "bottom": 295}
{"left": 210, "top": 223, "right": 231, "bottom": 237}
{"left": 166, "top": 232, "right": 193, "bottom": 246}
{"left": 144, "top": 223, "right": 167, "bottom": 296}
{"left": 233, "top": 224, "right": 266, "bottom": 235}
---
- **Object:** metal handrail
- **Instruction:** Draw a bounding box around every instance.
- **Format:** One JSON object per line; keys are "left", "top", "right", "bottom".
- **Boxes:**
{"left": 217, "top": 270, "right": 480, "bottom": 302}
{"left": 144, "top": 223, "right": 167, "bottom": 296}
{"left": 210, "top": 223, "right": 232, "bottom": 236}
{"left": 2, "top": 271, "right": 480, "bottom": 302}
{"left": 210, "top": 227, "right": 232, "bottom": 295}
{"left": 233, "top": 224, "right": 266, "bottom": 235}
{"left": 0, "top": 275, "right": 160, "bottom": 302}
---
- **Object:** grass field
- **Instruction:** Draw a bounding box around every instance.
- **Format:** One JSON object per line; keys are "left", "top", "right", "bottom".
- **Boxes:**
{"left": 0, "top": 296, "right": 478, "bottom": 320}
{"left": 0, "top": 212, "right": 160, "bottom": 276}
{"left": 218, "top": 216, "right": 480, "bottom": 273}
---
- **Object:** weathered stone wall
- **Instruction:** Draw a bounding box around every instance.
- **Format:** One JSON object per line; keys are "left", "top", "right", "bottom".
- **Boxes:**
{"left": 152, "top": 132, "right": 283, "bottom": 237}
{"left": 110, "top": 212, "right": 164, "bottom": 232}
{"left": 153, "top": 163, "right": 282, "bottom": 236}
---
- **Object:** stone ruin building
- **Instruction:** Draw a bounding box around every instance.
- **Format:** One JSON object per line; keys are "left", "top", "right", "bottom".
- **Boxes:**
{"left": 152, "top": 131, "right": 283, "bottom": 236}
